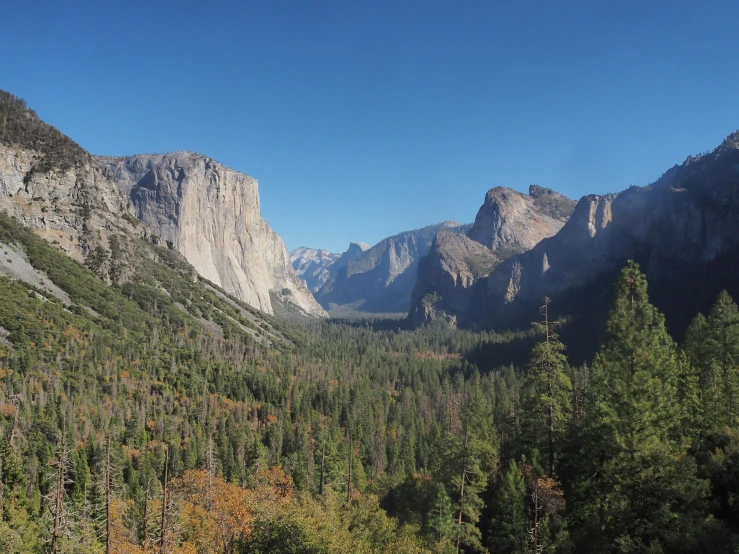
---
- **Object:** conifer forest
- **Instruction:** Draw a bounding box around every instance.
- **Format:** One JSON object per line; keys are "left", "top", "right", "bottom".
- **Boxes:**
{"left": 2, "top": 199, "right": 739, "bottom": 552}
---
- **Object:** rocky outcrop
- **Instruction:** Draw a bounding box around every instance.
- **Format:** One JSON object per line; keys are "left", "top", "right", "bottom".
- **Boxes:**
{"left": 431, "top": 131, "right": 739, "bottom": 354}
{"left": 409, "top": 186, "right": 576, "bottom": 325}
{"left": 409, "top": 230, "right": 499, "bottom": 326}
{"left": 0, "top": 92, "right": 138, "bottom": 266}
{"left": 290, "top": 241, "right": 370, "bottom": 293}
{"left": 317, "top": 222, "right": 467, "bottom": 313}
{"left": 333, "top": 241, "right": 370, "bottom": 270}
{"left": 469, "top": 185, "right": 576, "bottom": 252}
{"left": 97, "top": 153, "right": 326, "bottom": 317}
{"left": 290, "top": 247, "right": 340, "bottom": 292}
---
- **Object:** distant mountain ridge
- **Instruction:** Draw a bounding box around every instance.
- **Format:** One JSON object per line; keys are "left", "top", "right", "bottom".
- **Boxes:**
{"left": 314, "top": 221, "right": 469, "bottom": 313}
{"left": 290, "top": 241, "right": 371, "bottom": 293}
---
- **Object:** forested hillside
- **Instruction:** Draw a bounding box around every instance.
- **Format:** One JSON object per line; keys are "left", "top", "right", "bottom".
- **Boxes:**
{"left": 2, "top": 189, "right": 739, "bottom": 552}
{"left": 3, "top": 90, "right": 739, "bottom": 553}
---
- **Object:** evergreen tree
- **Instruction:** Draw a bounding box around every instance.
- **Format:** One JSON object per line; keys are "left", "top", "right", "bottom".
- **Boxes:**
{"left": 488, "top": 460, "right": 528, "bottom": 554}
{"left": 426, "top": 483, "right": 457, "bottom": 554}
{"left": 521, "top": 297, "right": 572, "bottom": 477}
{"left": 705, "top": 291, "right": 739, "bottom": 428}
{"left": 569, "top": 261, "right": 709, "bottom": 552}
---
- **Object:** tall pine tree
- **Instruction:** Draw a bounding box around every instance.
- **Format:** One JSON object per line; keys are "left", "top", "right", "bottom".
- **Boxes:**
{"left": 521, "top": 297, "right": 572, "bottom": 478}
{"left": 569, "top": 261, "right": 709, "bottom": 553}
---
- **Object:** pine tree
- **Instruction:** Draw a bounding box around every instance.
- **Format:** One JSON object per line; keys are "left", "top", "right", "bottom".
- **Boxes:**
{"left": 705, "top": 291, "right": 739, "bottom": 428}
{"left": 522, "top": 297, "right": 572, "bottom": 477}
{"left": 569, "top": 261, "right": 709, "bottom": 552}
{"left": 426, "top": 483, "right": 457, "bottom": 554}
{"left": 488, "top": 460, "right": 528, "bottom": 554}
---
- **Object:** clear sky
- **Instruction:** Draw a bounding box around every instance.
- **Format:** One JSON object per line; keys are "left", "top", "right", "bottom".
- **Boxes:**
{"left": 2, "top": 1, "right": 738, "bottom": 253}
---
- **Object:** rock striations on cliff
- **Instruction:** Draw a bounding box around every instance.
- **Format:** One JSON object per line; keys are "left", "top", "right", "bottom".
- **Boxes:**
{"left": 0, "top": 91, "right": 140, "bottom": 269}
{"left": 410, "top": 185, "right": 576, "bottom": 325}
{"left": 97, "top": 153, "right": 326, "bottom": 317}
{"left": 316, "top": 222, "right": 467, "bottom": 313}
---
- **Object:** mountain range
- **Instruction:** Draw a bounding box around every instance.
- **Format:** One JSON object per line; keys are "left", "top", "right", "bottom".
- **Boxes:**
{"left": 292, "top": 222, "right": 469, "bottom": 314}
{"left": 3, "top": 87, "right": 739, "bottom": 360}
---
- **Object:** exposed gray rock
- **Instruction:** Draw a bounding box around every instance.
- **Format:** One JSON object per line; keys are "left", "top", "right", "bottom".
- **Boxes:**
{"left": 442, "top": 131, "right": 739, "bottom": 343}
{"left": 409, "top": 230, "right": 499, "bottom": 326}
{"left": 0, "top": 241, "right": 72, "bottom": 305}
{"left": 97, "top": 153, "right": 326, "bottom": 317}
{"left": 289, "top": 241, "right": 370, "bottom": 293}
{"left": 333, "top": 241, "right": 370, "bottom": 270}
{"left": 317, "top": 222, "right": 467, "bottom": 313}
{"left": 290, "top": 247, "right": 341, "bottom": 293}
{"left": 468, "top": 185, "right": 576, "bottom": 253}
{"left": 410, "top": 186, "right": 576, "bottom": 325}
{"left": 0, "top": 143, "right": 134, "bottom": 263}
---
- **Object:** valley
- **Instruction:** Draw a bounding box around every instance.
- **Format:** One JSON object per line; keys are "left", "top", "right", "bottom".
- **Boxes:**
{"left": 2, "top": 88, "right": 739, "bottom": 554}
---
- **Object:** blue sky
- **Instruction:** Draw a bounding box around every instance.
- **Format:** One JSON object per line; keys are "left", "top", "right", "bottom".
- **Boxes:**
{"left": 2, "top": 1, "right": 738, "bottom": 253}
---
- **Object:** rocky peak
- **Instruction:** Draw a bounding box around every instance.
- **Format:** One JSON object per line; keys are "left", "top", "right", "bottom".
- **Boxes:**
{"left": 467, "top": 186, "right": 576, "bottom": 252}
{"left": 336, "top": 241, "right": 370, "bottom": 265}
{"left": 316, "top": 222, "right": 466, "bottom": 313}
{"left": 290, "top": 246, "right": 341, "bottom": 293}
{"left": 409, "top": 187, "right": 576, "bottom": 327}
{"left": 714, "top": 130, "right": 739, "bottom": 157}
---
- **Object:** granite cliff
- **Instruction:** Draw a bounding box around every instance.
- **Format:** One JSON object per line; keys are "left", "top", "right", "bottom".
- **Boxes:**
{"left": 410, "top": 186, "right": 576, "bottom": 325}
{"left": 412, "top": 132, "right": 739, "bottom": 360}
{"left": 97, "top": 153, "right": 326, "bottom": 317}
{"left": 316, "top": 222, "right": 467, "bottom": 313}
{"left": 0, "top": 91, "right": 142, "bottom": 275}
{"left": 478, "top": 132, "right": 739, "bottom": 330}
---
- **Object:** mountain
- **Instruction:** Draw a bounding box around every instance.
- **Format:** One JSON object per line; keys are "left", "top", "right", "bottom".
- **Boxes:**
{"left": 0, "top": 92, "right": 134, "bottom": 268}
{"left": 410, "top": 185, "right": 576, "bottom": 325}
{"left": 96, "top": 153, "right": 326, "bottom": 318}
{"left": 289, "top": 241, "right": 370, "bottom": 293}
{"left": 316, "top": 221, "right": 468, "bottom": 313}
{"left": 418, "top": 132, "right": 739, "bottom": 360}
{"left": 0, "top": 90, "right": 295, "bottom": 345}
{"left": 333, "top": 241, "right": 371, "bottom": 269}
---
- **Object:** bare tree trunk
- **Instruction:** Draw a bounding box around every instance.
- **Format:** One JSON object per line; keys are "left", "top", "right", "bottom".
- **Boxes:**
{"left": 51, "top": 440, "right": 66, "bottom": 554}
{"left": 319, "top": 435, "right": 326, "bottom": 496}
{"left": 0, "top": 457, "right": 4, "bottom": 520}
{"left": 160, "top": 446, "right": 169, "bottom": 554}
{"left": 456, "top": 431, "right": 468, "bottom": 554}
{"left": 106, "top": 435, "right": 112, "bottom": 554}
{"left": 347, "top": 430, "right": 353, "bottom": 503}
{"left": 143, "top": 486, "right": 150, "bottom": 550}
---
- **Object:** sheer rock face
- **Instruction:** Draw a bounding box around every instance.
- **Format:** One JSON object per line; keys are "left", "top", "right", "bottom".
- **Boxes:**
{"left": 492, "top": 137, "right": 739, "bottom": 301}
{"left": 0, "top": 143, "right": 134, "bottom": 262}
{"left": 468, "top": 185, "right": 576, "bottom": 252}
{"left": 97, "top": 153, "right": 326, "bottom": 317}
{"left": 451, "top": 131, "right": 739, "bottom": 335}
{"left": 409, "top": 186, "right": 575, "bottom": 325}
{"left": 316, "top": 222, "right": 466, "bottom": 313}
{"left": 333, "top": 241, "right": 371, "bottom": 270}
